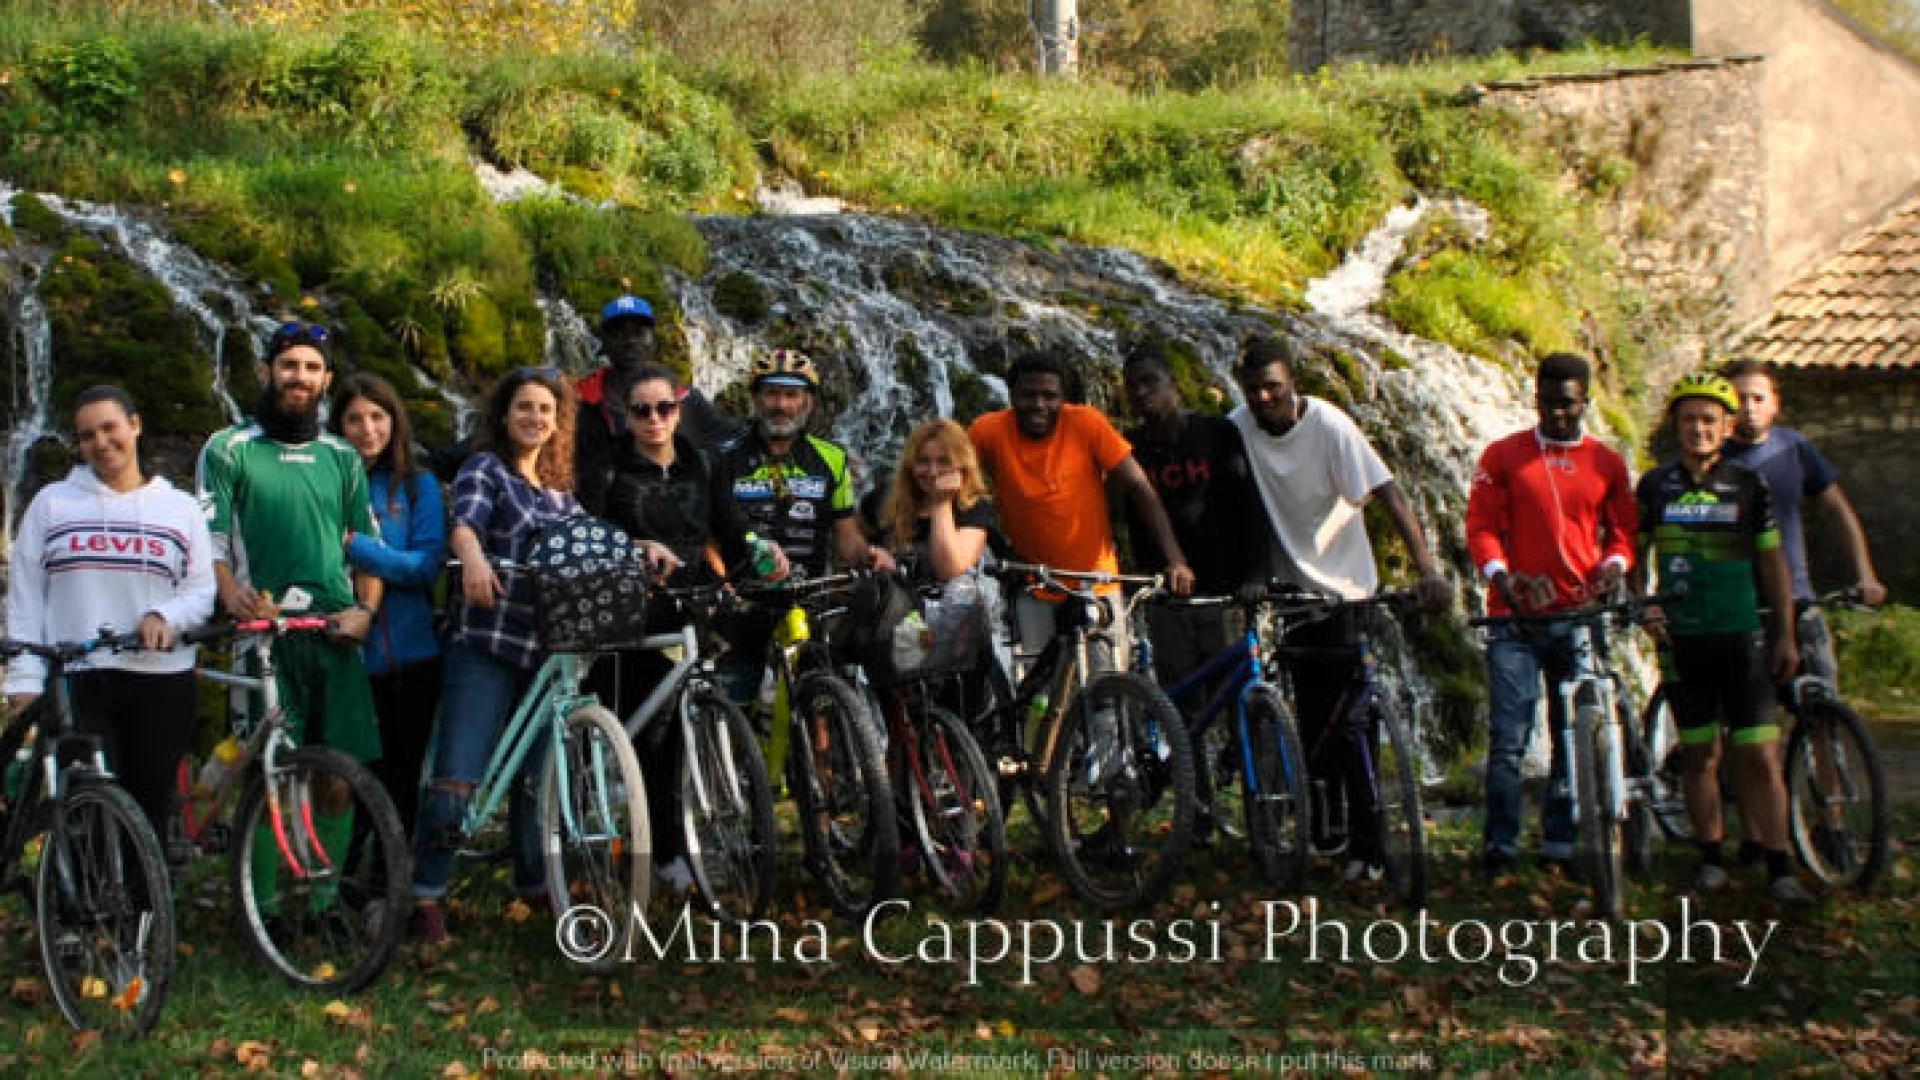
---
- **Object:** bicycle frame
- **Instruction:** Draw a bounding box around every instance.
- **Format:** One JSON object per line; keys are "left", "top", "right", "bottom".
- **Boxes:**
{"left": 459, "top": 651, "right": 606, "bottom": 848}
{"left": 1160, "top": 618, "right": 1283, "bottom": 803}
{"left": 618, "top": 614, "right": 748, "bottom": 834}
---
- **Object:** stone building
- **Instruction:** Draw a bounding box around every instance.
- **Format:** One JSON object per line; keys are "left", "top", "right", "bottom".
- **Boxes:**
{"left": 1735, "top": 195, "right": 1920, "bottom": 601}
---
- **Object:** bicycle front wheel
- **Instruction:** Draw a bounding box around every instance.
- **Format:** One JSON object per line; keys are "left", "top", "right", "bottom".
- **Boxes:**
{"left": 38, "top": 780, "right": 174, "bottom": 1038}
{"left": 1046, "top": 671, "right": 1195, "bottom": 911}
{"left": 231, "top": 746, "right": 407, "bottom": 993}
{"left": 542, "top": 704, "right": 650, "bottom": 971}
{"left": 1575, "top": 707, "right": 1624, "bottom": 920}
{"left": 1242, "top": 685, "right": 1310, "bottom": 893}
{"left": 789, "top": 673, "right": 898, "bottom": 920}
{"left": 904, "top": 706, "right": 1007, "bottom": 914}
{"left": 1785, "top": 700, "right": 1888, "bottom": 893}
{"left": 1642, "top": 683, "right": 1693, "bottom": 841}
{"left": 680, "top": 687, "right": 777, "bottom": 921}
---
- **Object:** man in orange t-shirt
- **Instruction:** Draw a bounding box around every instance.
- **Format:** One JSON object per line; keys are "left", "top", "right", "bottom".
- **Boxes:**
{"left": 970, "top": 349, "right": 1193, "bottom": 672}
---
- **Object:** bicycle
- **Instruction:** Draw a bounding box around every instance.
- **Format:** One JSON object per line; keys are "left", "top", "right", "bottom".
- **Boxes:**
{"left": 862, "top": 609, "right": 1009, "bottom": 914}
{"left": 1642, "top": 589, "right": 1888, "bottom": 893}
{"left": 173, "top": 617, "right": 408, "bottom": 992}
{"left": 1268, "top": 591, "right": 1429, "bottom": 909}
{"left": 417, "top": 559, "right": 650, "bottom": 968}
{"left": 1138, "top": 590, "right": 1310, "bottom": 893}
{"left": 977, "top": 561, "right": 1195, "bottom": 911}
{"left": 0, "top": 630, "right": 175, "bottom": 1037}
{"left": 732, "top": 574, "right": 898, "bottom": 920}
{"left": 614, "top": 583, "right": 776, "bottom": 922}
{"left": 1470, "top": 595, "right": 1668, "bottom": 920}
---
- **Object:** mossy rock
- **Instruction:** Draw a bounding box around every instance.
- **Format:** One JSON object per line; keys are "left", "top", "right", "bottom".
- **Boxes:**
{"left": 445, "top": 292, "right": 508, "bottom": 377}
{"left": 713, "top": 270, "right": 770, "bottom": 324}
{"left": 949, "top": 367, "right": 998, "bottom": 426}
{"left": 9, "top": 192, "right": 65, "bottom": 241}
{"left": 38, "top": 234, "right": 222, "bottom": 438}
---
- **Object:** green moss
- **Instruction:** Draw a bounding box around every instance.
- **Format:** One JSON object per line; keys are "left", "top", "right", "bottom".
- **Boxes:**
{"left": 39, "top": 234, "right": 222, "bottom": 438}
{"left": 9, "top": 191, "right": 65, "bottom": 241}
{"left": 446, "top": 291, "right": 508, "bottom": 376}
{"left": 949, "top": 367, "right": 996, "bottom": 426}
{"left": 713, "top": 271, "right": 770, "bottom": 324}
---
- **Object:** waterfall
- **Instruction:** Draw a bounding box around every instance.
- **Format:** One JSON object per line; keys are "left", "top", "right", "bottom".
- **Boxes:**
{"left": 539, "top": 294, "right": 600, "bottom": 375}
{"left": 36, "top": 193, "right": 277, "bottom": 425}
{"left": 2, "top": 183, "right": 55, "bottom": 558}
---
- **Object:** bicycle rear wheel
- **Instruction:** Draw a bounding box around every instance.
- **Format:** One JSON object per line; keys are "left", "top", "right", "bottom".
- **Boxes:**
{"left": 231, "top": 746, "right": 407, "bottom": 993}
{"left": 1242, "top": 685, "right": 1310, "bottom": 893}
{"left": 37, "top": 779, "right": 174, "bottom": 1038}
{"left": 1616, "top": 687, "right": 1655, "bottom": 874}
{"left": 680, "top": 687, "right": 777, "bottom": 921}
{"left": 789, "top": 673, "right": 897, "bottom": 919}
{"left": 1575, "top": 707, "right": 1624, "bottom": 920}
{"left": 542, "top": 705, "right": 650, "bottom": 970}
{"left": 904, "top": 705, "right": 1007, "bottom": 914}
{"left": 1046, "top": 671, "right": 1195, "bottom": 911}
{"left": 1785, "top": 700, "right": 1888, "bottom": 893}
{"left": 1371, "top": 697, "right": 1429, "bottom": 910}
{"left": 1642, "top": 683, "right": 1692, "bottom": 841}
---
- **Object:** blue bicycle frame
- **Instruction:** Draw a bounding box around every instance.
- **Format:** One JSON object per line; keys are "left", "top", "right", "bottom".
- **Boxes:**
{"left": 1152, "top": 622, "right": 1298, "bottom": 804}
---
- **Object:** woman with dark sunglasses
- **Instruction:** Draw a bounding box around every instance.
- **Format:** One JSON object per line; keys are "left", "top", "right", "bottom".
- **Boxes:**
{"left": 597, "top": 362, "right": 787, "bottom": 894}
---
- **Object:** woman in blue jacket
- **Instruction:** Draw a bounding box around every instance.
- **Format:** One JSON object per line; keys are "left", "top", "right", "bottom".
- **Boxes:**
{"left": 332, "top": 374, "right": 446, "bottom": 838}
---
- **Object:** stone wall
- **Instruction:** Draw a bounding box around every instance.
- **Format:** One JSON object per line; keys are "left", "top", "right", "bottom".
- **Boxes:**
{"left": 1290, "top": 0, "right": 1692, "bottom": 72}
{"left": 1695, "top": 0, "right": 1920, "bottom": 295}
{"left": 1775, "top": 370, "right": 1920, "bottom": 601}
{"left": 1473, "top": 59, "right": 1769, "bottom": 390}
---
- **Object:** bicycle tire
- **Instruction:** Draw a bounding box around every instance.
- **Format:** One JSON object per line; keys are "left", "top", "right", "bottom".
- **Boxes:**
{"left": 1616, "top": 687, "right": 1656, "bottom": 874}
{"left": 230, "top": 746, "right": 407, "bottom": 993}
{"left": 1785, "top": 700, "right": 1888, "bottom": 894}
{"left": 1371, "top": 696, "right": 1429, "bottom": 910}
{"left": 542, "top": 704, "right": 650, "bottom": 971}
{"left": 680, "top": 687, "right": 777, "bottom": 921}
{"left": 37, "top": 779, "right": 174, "bottom": 1038}
{"left": 1045, "top": 671, "right": 1195, "bottom": 911}
{"left": 904, "top": 705, "right": 1007, "bottom": 914}
{"left": 789, "top": 673, "right": 898, "bottom": 920}
{"left": 1242, "top": 685, "right": 1311, "bottom": 893}
{"left": 1575, "top": 706, "right": 1624, "bottom": 920}
{"left": 1642, "top": 683, "right": 1692, "bottom": 841}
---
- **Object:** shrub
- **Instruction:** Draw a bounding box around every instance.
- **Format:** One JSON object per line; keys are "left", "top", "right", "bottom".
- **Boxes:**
{"left": 29, "top": 35, "right": 137, "bottom": 128}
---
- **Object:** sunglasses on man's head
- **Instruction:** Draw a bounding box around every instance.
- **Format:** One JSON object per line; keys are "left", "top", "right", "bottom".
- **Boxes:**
{"left": 515, "top": 365, "right": 562, "bottom": 381}
{"left": 626, "top": 399, "right": 681, "bottom": 421}
{"left": 269, "top": 323, "right": 329, "bottom": 352}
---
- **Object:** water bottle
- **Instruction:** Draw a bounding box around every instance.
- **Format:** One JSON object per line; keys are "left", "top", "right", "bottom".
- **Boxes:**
{"left": 5, "top": 744, "right": 30, "bottom": 801}
{"left": 746, "top": 532, "right": 779, "bottom": 579}
{"left": 1025, "top": 691, "right": 1050, "bottom": 731}
{"left": 198, "top": 736, "right": 242, "bottom": 793}
{"left": 754, "top": 668, "right": 779, "bottom": 718}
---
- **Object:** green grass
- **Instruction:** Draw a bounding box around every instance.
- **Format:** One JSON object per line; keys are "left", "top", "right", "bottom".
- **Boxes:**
{"left": 1833, "top": 603, "right": 1920, "bottom": 719}
{"left": 2, "top": 806, "right": 1914, "bottom": 1075}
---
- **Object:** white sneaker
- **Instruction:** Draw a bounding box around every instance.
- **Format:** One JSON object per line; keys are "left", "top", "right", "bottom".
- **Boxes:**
{"left": 1693, "top": 863, "right": 1729, "bottom": 893}
{"left": 654, "top": 856, "right": 694, "bottom": 893}
{"left": 1768, "top": 875, "right": 1817, "bottom": 907}
{"left": 1341, "top": 859, "right": 1383, "bottom": 884}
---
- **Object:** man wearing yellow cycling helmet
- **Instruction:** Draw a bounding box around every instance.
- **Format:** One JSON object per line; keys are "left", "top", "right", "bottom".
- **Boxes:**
{"left": 1632, "top": 372, "right": 1813, "bottom": 906}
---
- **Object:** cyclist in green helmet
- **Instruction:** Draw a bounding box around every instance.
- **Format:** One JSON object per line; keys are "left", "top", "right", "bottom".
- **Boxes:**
{"left": 1633, "top": 372, "right": 1813, "bottom": 906}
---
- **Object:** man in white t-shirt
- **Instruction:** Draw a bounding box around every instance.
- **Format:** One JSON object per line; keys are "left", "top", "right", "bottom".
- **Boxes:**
{"left": 1231, "top": 334, "right": 1450, "bottom": 882}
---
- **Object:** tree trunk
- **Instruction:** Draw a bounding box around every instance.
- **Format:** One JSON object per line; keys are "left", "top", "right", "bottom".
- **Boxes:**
{"left": 1030, "top": 0, "right": 1079, "bottom": 77}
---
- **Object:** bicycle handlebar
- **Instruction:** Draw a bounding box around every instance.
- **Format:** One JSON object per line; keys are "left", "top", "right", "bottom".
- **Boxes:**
{"left": 181, "top": 616, "right": 335, "bottom": 645}
{"left": 1467, "top": 592, "right": 1680, "bottom": 630}
{"left": 0, "top": 627, "right": 152, "bottom": 663}
{"left": 999, "top": 560, "right": 1162, "bottom": 596}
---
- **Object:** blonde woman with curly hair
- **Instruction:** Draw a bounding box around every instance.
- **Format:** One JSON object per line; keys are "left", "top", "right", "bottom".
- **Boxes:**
{"left": 880, "top": 418, "right": 999, "bottom": 582}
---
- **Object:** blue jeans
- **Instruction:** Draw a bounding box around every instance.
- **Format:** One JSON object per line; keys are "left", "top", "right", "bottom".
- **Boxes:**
{"left": 1483, "top": 625, "right": 1576, "bottom": 860}
{"left": 413, "top": 641, "right": 546, "bottom": 899}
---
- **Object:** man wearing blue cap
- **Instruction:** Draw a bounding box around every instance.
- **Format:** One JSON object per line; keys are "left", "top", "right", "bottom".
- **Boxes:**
{"left": 575, "top": 295, "right": 739, "bottom": 515}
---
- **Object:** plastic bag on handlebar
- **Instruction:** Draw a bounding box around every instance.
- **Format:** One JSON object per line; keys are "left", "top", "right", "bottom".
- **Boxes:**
{"left": 524, "top": 515, "right": 653, "bottom": 652}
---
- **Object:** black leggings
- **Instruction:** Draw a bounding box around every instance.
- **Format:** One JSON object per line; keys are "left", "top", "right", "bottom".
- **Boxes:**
{"left": 369, "top": 656, "right": 442, "bottom": 839}
{"left": 66, "top": 669, "right": 199, "bottom": 840}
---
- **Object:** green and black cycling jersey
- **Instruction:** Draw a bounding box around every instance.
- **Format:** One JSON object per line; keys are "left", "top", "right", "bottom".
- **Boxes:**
{"left": 1636, "top": 456, "right": 1782, "bottom": 637}
{"left": 716, "top": 431, "right": 855, "bottom": 576}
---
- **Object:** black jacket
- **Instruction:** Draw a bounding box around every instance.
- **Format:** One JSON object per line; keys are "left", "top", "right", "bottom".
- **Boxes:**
{"left": 601, "top": 433, "right": 751, "bottom": 586}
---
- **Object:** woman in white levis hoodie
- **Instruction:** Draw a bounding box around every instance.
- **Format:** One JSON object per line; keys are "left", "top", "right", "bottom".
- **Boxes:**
{"left": 4, "top": 385, "right": 217, "bottom": 836}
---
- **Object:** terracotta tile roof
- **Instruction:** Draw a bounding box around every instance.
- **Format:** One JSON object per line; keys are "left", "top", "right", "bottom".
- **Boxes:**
{"left": 1743, "top": 196, "right": 1920, "bottom": 371}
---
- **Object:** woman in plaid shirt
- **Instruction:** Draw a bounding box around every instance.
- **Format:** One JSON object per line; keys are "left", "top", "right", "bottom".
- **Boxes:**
{"left": 410, "top": 368, "right": 580, "bottom": 944}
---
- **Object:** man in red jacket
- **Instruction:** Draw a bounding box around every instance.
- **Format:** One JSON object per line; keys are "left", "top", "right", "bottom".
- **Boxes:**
{"left": 1465, "top": 352, "right": 1638, "bottom": 874}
